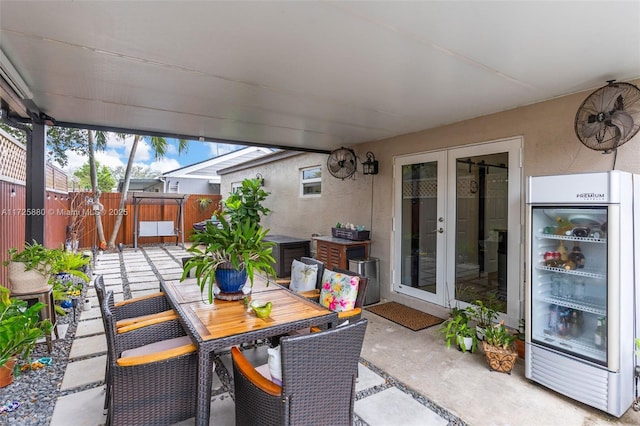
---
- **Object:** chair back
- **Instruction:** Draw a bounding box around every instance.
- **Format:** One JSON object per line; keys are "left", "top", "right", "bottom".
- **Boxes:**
{"left": 299, "top": 256, "right": 325, "bottom": 290}
{"left": 332, "top": 268, "right": 368, "bottom": 310}
{"left": 280, "top": 318, "right": 367, "bottom": 425}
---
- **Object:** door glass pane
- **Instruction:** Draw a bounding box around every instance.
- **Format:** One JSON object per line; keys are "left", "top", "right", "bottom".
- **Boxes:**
{"left": 401, "top": 162, "right": 438, "bottom": 293}
{"left": 454, "top": 153, "right": 508, "bottom": 313}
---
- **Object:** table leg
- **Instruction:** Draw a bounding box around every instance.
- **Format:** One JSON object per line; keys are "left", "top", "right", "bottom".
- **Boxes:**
{"left": 195, "top": 349, "right": 213, "bottom": 426}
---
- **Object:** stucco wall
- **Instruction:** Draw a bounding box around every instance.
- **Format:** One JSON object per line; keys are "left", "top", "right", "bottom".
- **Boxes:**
{"left": 221, "top": 79, "right": 640, "bottom": 318}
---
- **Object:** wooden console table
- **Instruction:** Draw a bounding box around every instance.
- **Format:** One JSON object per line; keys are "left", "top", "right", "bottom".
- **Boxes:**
{"left": 313, "top": 236, "right": 370, "bottom": 270}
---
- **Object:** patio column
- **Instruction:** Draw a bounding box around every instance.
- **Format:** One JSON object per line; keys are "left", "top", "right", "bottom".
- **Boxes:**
{"left": 25, "top": 119, "right": 46, "bottom": 244}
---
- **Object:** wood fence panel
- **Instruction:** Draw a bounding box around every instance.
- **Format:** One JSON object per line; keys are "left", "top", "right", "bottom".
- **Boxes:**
{"left": 71, "top": 192, "right": 221, "bottom": 249}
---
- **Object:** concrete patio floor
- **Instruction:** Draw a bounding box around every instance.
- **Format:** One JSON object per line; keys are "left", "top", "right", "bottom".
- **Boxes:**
{"left": 49, "top": 246, "right": 640, "bottom": 425}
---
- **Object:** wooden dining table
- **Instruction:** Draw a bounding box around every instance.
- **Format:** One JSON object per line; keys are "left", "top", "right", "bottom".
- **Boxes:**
{"left": 161, "top": 276, "right": 338, "bottom": 426}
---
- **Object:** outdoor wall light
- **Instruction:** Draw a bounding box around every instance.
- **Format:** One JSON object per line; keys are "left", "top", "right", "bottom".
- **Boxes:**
{"left": 10, "top": 188, "right": 16, "bottom": 197}
{"left": 47, "top": 193, "right": 51, "bottom": 200}
{"left": 362, "top": 152, "right": 379, "bottom": 175}
{"left": 256, "top": 173, "right": 265, "bottom": 186}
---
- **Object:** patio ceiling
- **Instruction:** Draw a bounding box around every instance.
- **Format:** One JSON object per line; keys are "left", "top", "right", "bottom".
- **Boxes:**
{"left": 1, "top": 1, "right": 639, "bottom": 153}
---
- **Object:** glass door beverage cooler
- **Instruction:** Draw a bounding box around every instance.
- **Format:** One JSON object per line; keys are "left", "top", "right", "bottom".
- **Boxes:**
{"left": 526, "top": 171, "right": 639, "bottom": 417}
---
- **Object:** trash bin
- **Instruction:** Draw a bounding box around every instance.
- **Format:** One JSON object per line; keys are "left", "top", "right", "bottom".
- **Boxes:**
{"left": 348, "top": 257, "right": 380, "bottom": 305}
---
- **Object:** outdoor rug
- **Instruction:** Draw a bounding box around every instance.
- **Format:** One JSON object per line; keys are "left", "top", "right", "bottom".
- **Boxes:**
{"left": 366, "top": 302, "right": 445, "bottom": 331}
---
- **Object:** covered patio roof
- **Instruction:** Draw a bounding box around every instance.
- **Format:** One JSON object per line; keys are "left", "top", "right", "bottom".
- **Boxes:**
{"left": 1, "top": 1, "right": 639, "bottom": 153}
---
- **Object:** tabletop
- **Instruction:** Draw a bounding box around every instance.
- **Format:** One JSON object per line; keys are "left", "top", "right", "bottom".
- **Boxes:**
{"left": 180, "top": 287, "right": 334, "bottom": 341}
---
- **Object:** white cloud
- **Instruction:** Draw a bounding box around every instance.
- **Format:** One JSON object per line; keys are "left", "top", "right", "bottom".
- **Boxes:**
{"left": 95, "top": 150, "right": 125, "bottom": 170}
{"left": 134, "top": 139, "right": 152, "bottom": 162}
{"left": 149, "top": 158, "right": 181, "bottom": 173}
{"left": 62, "top": 151, "right": 89, "bottom": 173}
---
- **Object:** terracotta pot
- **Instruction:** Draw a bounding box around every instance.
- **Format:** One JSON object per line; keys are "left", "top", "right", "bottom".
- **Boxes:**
{"left": 0, "top": 359, "right": 17, "bottom": 388}
{"left": 515, "top": 338, "right": 525, "bottom": 359}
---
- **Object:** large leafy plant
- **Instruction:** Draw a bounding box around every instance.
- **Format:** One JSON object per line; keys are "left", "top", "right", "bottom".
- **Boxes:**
{"left": 0, "top": 286, "right": 53, "bottom": 368}
{"left": 223, "top": 178, "right": 271, "bottom": 226}
{"left": 182, "top": 214, "right": 277, "bottom": 303}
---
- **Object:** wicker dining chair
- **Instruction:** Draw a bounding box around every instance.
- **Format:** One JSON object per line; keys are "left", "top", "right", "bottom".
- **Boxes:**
{"left": 94, "top": 275, "right": 175, "bottom": 329}
{"left": 102, "top": 290, "right": 197, "bottom": 426}
{"left": 95, "top": 275, "right": 179, "bottom": 414}
{"left": 231, "top": 318, "right": 368, "bottom": 426}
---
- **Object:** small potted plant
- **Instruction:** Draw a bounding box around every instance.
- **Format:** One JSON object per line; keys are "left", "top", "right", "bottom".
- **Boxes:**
{"left": 0, "top": 286, "right": 53, "bottom": 387}
{"left": 3, "top": 241, "right": 59, "bottom": 294}
{"left": 440, "top": 307, "right": 477, "bottom": 353}
{"left": 482, "top": 321, "right": 517, "bottom": 374}
{"left": 468, "top": 298, "right": 500, "bottom": 341}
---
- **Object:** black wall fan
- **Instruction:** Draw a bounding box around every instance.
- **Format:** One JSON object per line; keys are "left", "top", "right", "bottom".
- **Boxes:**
{"left": 574, "top": 80, "right": 640, "bottom": 153}
{"left": 327, "top": 147, "right": 357, "bottom": 180}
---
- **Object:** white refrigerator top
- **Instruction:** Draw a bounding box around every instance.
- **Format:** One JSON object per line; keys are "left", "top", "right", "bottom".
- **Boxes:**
{"left": 527, "top": 170, "right": 634, "bottom": 205}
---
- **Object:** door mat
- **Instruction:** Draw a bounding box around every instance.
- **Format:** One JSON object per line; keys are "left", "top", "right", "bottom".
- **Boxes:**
{"left": 366, "top": 302, "right": 445, "bottom": 331}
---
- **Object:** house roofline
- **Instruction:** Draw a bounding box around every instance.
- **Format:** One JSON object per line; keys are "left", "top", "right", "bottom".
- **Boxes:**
{"left": 217, "top": 150, "right": 306, "bottom": 175}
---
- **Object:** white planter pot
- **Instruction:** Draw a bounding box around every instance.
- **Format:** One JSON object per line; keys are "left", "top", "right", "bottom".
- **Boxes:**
{"left": 457, "top": 335, "right": 474, "bottom": 352}
{"left": 7, "top": 261, "right": 51, "bottom": 294}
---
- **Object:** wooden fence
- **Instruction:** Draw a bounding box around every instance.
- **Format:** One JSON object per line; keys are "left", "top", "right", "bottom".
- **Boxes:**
{"left": 0, "top": 187, "right": 221, "bottom": 285}
{"left": 69, "top": 192, "right": 222, "bottom": 249}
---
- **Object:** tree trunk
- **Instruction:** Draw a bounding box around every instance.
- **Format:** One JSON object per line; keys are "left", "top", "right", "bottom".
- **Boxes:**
{"left": 88, "top": 131, "right": 107, "bottom": 248}
{"left": 107, "top": 135, "right": 140, "bottom": 248}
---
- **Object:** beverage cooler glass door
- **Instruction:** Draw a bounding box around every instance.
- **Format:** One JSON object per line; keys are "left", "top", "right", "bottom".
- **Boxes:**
{"left": 530, "top": 206, "right": 608, "bottom": 366}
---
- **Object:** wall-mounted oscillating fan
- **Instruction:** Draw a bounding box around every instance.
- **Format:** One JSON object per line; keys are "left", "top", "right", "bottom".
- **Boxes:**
{"left": 574, "top": 80, "right": 640, "bottom": 153}
{"left": 327, "top": 147, "right": 357, "bottom": 180}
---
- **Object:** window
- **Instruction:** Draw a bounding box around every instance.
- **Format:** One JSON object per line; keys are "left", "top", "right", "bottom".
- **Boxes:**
{"left": 300, "top": 166, "right": 321, "bottom": 197}
{"left": 231, "top": 181, "right": 242, "bottom": 193}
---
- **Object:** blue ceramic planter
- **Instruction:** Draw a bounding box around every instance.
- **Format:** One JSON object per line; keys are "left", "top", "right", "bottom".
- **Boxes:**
{"left": 215, "top": 266, "right": 248, "bottom": 293}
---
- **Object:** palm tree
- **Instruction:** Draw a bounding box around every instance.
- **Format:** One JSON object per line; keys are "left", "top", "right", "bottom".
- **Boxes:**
{"left": 107, "top": 135, "right": 188, "bottom": 248}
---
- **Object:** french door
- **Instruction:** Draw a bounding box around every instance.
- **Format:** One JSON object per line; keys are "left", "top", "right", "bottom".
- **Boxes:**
{"left": 392, "top": 138, "right": 522, "bottom": 323}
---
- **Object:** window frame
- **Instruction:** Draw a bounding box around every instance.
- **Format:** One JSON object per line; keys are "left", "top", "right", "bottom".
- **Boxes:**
{"left": 300, "top": 166, "right": 322, "bottom": 197}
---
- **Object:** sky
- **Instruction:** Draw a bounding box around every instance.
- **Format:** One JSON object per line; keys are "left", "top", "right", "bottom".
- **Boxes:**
{"left": 60, "top": 136, "right": 246, "bottom": 176}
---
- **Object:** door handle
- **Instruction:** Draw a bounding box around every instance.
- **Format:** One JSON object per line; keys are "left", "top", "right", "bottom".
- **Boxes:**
{"left": 433, "top": 228, "right": 444, "bottom": 234}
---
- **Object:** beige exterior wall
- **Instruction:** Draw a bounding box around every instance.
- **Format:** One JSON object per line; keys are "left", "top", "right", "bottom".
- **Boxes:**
{"left": 221, "top": 79, "right": 640, "bottom": 319}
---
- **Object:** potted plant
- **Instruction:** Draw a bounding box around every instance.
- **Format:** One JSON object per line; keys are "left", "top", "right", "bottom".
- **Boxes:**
{"left": 0, "top": 286, "right": 53, "bottom": 387}
{"left": 3, "top": 241, "right": 59, "bottom": 294}
{"left": 222, "top": 177, "right": 270, "bottom": 226}
{"left": 196, "top": 197, "right": 214, "bottom": 212}
{"left": 181, "top": 213, "right": 277, "bottom": 303}
{"left": 482, "top": 321, "right": 517, "bottom": 374}
{"left": 468, "top": 297, "right": 500, "bottom": 341}
{"left": 440, "top": 307, "right": 477, "bottom": 353}
{"left": 52, "top": 249, "right": 91, "bottom": 283}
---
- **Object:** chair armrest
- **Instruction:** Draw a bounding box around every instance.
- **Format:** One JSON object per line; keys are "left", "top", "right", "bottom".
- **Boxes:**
{"left": 275, "top": 278, "right": 291, "bottom": 288}
{"left": 115, "top": 292, "right": 166, "bottom": 307}
{"left": 116, "top": 309, "right": 175, "bottom": 329}
{"left": 117, "top": 343, "right": 196, "bottom": 367}
{"left": 338, "top": 308, "right": 361, "bottom": 320}
{"left": 117, "top": 313, "right": 179, "bottom": 334}
{"left": 299, "top": 289, "right": 320, "bottom": 300}
{"left": 231, "top": 347, "right": 282, "bottom": 397}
